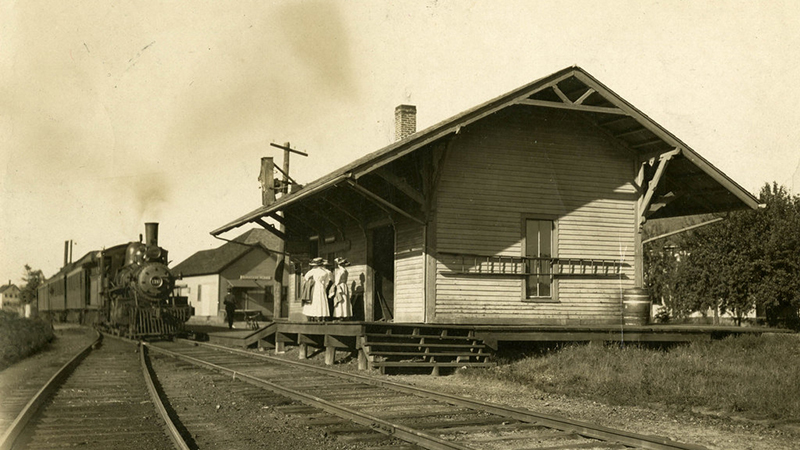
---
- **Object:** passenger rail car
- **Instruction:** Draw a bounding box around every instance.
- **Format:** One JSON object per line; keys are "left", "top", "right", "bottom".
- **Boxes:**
{"left": 37, "top": 223, "right": 193, "bottom": 339}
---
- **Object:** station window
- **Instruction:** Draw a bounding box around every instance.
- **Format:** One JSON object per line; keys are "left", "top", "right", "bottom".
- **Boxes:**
{"left": 524, "top": 218, "right": 555, "bottom": 300}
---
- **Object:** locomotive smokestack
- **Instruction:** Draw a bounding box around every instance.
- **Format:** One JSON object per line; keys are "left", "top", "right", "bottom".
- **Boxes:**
{"left": 145, "top": 222, "right": 159, "bottom": 247}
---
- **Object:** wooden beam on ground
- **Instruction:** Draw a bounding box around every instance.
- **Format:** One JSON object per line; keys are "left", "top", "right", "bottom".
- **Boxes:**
{"left": 346, "top": 180, "right": 425, "bottom": 225}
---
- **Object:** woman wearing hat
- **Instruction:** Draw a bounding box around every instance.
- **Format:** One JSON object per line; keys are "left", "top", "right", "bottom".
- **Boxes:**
{"left": 331, "top": 257, "right": 352, "bottom": 320}
{"left": 302, "top": 257, "right": 332, "bottom": 321}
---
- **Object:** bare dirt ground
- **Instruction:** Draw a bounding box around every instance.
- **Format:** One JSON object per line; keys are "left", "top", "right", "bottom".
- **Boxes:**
{"left": 1, "top": 326, "right": 390, "bottom": 450}
{"left": 266, "top": 345, "right": 800, "bottom": 450}
{"left": 149, "top": 352, "right": 388, "bottom": 450}
{"left": 390, "top": 373, "right": 799, "bottom": 450}
{"left": 6, "top": 326, "right": 797, "bottom": 450}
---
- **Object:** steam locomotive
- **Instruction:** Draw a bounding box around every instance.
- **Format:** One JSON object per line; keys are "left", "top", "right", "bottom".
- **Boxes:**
{"left": 37, "top": 223, "right": 193, "bottom": 339}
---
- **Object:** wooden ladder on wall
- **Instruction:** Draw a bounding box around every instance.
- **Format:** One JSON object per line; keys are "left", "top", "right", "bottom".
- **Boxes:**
{"left": 360, "top": 324, "right": 495, "bottom": 375}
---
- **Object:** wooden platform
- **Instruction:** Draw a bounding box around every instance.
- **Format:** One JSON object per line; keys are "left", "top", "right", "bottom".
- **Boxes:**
{"left": 206, "top": 322, "right": 277, "bottom": 349}
{"left": 205, "top": 320, "right": 786, "bottom": 375}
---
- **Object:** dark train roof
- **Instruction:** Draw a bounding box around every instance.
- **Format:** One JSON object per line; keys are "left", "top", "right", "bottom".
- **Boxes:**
{"left": 213, "top": 65, "right": 760, "bottom": 236}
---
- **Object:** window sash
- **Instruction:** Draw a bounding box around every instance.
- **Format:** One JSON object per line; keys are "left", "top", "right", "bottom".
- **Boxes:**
{"left": 526, "top": 219, "right": 553, "bottom": 299}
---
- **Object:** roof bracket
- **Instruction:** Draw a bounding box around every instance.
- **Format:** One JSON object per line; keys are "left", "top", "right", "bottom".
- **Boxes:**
{"left": 374, "top": 167, "right": 425, "bottom": 206}
{"left": 254, "top": 218, "right": 287, "bottom": 241}
{"left": 638, "top": 148, "right": 681, "bottom": 227}
{"left": 346, "top": 180, "right": 425, "bottom": 225}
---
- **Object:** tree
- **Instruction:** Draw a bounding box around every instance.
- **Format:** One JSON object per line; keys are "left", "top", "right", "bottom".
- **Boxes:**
{"left": 646, "top": 182, "right": 800, "bottom": 328}
{"left": 748, "top": 183, "right": 800, "bottom": 327}
{"left": 20, "top": 264, "right": 44, "bottom": 306}
{"left": 643, "top": 216, "right": 715, "bottom": 319}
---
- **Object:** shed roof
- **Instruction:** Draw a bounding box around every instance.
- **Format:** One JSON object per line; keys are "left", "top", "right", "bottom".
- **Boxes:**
{"left": 212, "top": 66, "right": 760, "bottom": 236}
{"left": 172, "top": 228, "right": 274, "bottom": 277}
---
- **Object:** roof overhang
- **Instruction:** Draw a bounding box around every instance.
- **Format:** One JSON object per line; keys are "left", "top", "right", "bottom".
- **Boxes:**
{"left": 212, "top": 66, "right": 760, "bottom": 237}
{"left": 227, "top": 279, "right": 270, "bottom": 288}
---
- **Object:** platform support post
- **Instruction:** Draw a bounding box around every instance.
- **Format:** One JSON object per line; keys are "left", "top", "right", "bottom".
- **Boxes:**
{"left": 358, "top": 348, "right": 368, "bottom": 370}
{"left": 431, "top": 365, "right": 440, "bottom": 376}
{"left": 275, "top": 340, "right": 286, "bottom": 354}
{"left": 298, "top": 343, "right": 307, "bottom": 360}
{"left": 325, "top": 346, "right": 335, "bottom": 365}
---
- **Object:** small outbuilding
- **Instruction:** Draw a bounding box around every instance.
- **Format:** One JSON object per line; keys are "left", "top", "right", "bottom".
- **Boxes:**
{"left": 172, "top": 228, "right": 285, "bottom": 322}
{"left": 212, "top": 66, "right": 759, "bottom": 326}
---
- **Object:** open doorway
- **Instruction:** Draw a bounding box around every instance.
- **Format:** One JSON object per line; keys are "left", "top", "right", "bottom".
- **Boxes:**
{"left": 372, "top": 225, "right": 395, "bottom": 321}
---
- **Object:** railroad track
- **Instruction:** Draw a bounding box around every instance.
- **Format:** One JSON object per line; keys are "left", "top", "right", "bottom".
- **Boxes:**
{"left": 1, "top": 334, "right": 188, "bottom": 450}
{"left": 0, "top": 328, "right": 97, "bottom": 435}
{"left": 148, "top": 339, "right": 710, "bottom": 450}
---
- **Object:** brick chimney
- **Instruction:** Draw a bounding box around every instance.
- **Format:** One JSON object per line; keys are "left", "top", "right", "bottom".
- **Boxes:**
{"left": 394, "top": 104, "right": 416, "bottom": 141}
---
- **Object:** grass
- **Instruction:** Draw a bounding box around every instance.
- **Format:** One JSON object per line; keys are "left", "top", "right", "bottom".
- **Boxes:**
{"left": 0, "top": 310, "right": 55, "bottom": 370}
{"left": 457, "top": 334, "right": 800, "bottom": 421}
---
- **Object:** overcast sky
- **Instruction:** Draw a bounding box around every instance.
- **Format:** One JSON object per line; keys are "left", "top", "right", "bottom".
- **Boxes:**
{"left": 2, "top": 0, "right": 799, "bottom": 283}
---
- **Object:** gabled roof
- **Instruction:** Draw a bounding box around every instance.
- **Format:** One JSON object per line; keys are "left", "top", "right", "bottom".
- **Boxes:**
{"left": 0, "top": 284, "right": 19, "bottom": 294}
{"left": 212, "top": 66, "right": 760, "bottom": 236}
{"left": 233, "top": 228, "right": 283, "bottom": 250}
{"left": 172, "top": 228, "right": 274, "bottom": 277}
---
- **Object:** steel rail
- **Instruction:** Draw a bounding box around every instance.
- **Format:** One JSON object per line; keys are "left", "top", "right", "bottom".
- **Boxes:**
{"left": 145, "top": 342, "right": 470, "bottom": 450}
{"left": 138, "top": 343, "right": 191, "bottom": 450}
{"left": 0, "top": 331, "right": 101, "bottom": 450}
{"left": 177, "top": 339, "right": 708, "bottom": 450}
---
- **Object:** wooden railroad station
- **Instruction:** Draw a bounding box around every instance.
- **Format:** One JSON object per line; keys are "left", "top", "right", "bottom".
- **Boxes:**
{"left": 207, "top": 66, "right": 766, "bottom": 373}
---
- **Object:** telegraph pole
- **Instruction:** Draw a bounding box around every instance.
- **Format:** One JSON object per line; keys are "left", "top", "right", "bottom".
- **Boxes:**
{"left": 268, "top": 142, "right": 308, "bottom": 319}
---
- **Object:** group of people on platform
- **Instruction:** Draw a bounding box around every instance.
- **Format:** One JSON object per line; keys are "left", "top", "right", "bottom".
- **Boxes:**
{"left": 301, "top": 256, "right": 353, "bottom": 321}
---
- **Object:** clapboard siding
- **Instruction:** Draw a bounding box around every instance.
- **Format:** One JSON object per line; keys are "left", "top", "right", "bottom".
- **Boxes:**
{"left": 394, "top": 217, "right": 425, "bottom": 322}
{"left": 434, "top": 107, "right": 636, "bottom": 324}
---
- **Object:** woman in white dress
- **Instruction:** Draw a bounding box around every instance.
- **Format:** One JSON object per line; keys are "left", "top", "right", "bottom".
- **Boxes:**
{"left": 331, "top": 257, "right": 352, "bottom": 320}
{"left": 302, "top": 257, "right": 331, "bottom": 321}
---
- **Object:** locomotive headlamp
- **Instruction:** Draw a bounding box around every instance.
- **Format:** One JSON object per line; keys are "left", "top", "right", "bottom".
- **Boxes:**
{"left": 145, "top": 246, "right": 162, "bottom": 260}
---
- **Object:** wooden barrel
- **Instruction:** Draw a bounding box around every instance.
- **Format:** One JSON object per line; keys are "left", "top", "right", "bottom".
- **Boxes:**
{"left": 622, "top": 288, "right": 651, "bottom": 326}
